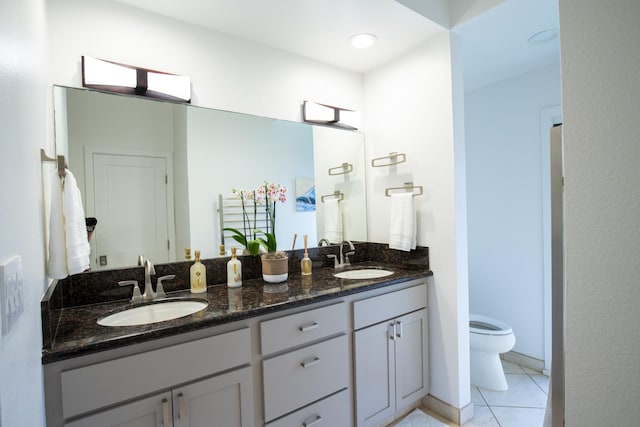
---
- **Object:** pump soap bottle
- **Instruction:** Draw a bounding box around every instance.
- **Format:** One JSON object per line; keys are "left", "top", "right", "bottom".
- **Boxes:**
{"left": 227, "top": 247, "right": 242, "bottom": 288}
{"left": 301, "top": 234, "right": 312, "bottom": 275}
{"left": 190, "top": 250, "right": 207, "bottom": 293}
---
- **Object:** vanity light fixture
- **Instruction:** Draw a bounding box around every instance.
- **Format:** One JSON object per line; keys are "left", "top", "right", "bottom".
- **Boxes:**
{"left": 82, "top": 56, "right": 191, "bottom": 103}
{"left": 303, "top": 101, "right": 360, "bottom": 130}
{"left": 349, "top": 33, "right": 378, "bottom": 49}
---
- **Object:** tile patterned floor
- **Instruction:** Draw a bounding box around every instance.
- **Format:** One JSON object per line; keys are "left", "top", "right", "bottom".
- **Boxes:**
{"left": 392, "top": 360, "right": 549, "bottom": 427}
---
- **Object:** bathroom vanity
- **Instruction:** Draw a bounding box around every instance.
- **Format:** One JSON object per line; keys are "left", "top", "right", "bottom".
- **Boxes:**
{"left": 41, "top": 244, "right": 431, "bottom": 427}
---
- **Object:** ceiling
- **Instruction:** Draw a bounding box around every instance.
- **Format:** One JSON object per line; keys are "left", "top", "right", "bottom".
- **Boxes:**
{"left": 111, "top": 0, "right": 559, "bottom": 91}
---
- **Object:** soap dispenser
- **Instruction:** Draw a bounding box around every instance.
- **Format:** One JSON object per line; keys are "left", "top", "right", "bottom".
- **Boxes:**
{"left": 227, "top": 247, "right": 242, "bottom": 288}
{"left": 301, "top": 234, "right": 312, "bottom": 275}
{"left": 190, "top": 250, "right": 207, "bottom": 294}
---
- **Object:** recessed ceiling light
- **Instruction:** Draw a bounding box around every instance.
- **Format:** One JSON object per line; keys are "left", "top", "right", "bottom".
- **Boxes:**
{"left": 528, "top": 29, "right": 558, "bottom": 45}
{"left": 349, "top": 33, "right": 378, "bottom": 49}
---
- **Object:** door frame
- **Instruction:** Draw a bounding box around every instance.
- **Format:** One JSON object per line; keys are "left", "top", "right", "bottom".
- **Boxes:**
{"left": 540, "top": 105, "right": 563, "bottom": 374}
{"left": 84, "top": 146, "right": 176, "bottom": 269}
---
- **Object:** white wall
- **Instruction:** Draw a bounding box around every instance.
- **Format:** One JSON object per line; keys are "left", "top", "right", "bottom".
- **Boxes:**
{"left": 363, "top": 32, "right": 470, "bottom": 410}
{"left": 312, "top": 126, "right": 367, "bottom": 243}
{"left": 47, "top": 0, "right": 363, "bottom": 122}
{"left": 0, "top": 0, "right": 49, "bottom": 425}
{"left": 186, "top": 107, "right": 316, "bottom": 258}
{"left": 65, "top": 88, "right": 175, "bottom": 203}
{"left": 559, "top": 0, "right": 640, "bottom": 424}
{"left": 465, "top": 64, "right": 561, "bottom": 360}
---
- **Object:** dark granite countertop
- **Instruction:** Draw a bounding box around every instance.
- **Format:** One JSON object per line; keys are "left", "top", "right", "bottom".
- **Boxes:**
{"left": 42, "top": 261, "right": 431, "bottom": 364}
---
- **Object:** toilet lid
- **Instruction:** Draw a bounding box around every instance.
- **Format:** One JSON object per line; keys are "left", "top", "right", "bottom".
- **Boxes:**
{"left": 469, "top": 314, "right": 513, "bottom": 336}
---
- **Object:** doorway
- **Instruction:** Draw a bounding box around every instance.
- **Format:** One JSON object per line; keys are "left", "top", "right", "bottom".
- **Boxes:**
{"left": 84, "top": 148, "right": 175, "bottom": 270}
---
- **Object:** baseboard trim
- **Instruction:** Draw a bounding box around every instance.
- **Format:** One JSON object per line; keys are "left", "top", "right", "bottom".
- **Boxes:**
{"left": 422, "top": 394, "right": 474, "bottom": 425}
{"left": 502, "top": 350, "right": 545, "bottom": 374}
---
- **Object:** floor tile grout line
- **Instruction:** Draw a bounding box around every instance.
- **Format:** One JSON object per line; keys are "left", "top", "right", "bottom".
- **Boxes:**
{"left": 485, "top": 404, "right": 503, "bottom": 427}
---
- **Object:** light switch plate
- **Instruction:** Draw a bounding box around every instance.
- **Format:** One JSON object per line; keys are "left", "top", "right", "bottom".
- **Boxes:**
{"left": 0, "top": 256, "right": 24, "bottom": 335}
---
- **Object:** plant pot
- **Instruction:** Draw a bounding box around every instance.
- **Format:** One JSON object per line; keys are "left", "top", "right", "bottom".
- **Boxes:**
{"left": 261, "top": 255, "right": 288, "bottom": 283}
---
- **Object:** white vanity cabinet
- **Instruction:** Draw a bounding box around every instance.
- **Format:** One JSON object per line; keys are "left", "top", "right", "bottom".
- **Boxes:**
{"left": 353, "top": 284, "right": 429, "bottom": 427}
{"left": 49, "top": 328, "right": 254, "bottom": 427}
{"left": 260, "top": 302, "right": 351, "bottom": 426}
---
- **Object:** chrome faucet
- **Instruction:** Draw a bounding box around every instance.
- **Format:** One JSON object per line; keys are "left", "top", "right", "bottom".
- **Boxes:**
{"left": 327, "top": 240, "right": 355, "bottom": 269}
{"left": 318, "top": 238, "right": 330, "bottom": 247}
{"left": 138, "top": 255, "right": 157, "bottom": 301}
{"left": 340, "top": 240, "right": 355, "bottom": 267}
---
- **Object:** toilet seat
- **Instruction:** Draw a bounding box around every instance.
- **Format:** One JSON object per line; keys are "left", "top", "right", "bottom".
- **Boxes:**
{"left": 470, "top": 314, "right": 513, "bottom": 336}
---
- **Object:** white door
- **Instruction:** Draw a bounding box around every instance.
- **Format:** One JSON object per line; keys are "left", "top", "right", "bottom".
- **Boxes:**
{"left": 173, "top": 367, "right": 254, "bottom": 427}
{"left": 88, "top": 153, "right": 170, "bottom": 270}
{"left": 394, "top": 309, "right": 429, "bottom": 411}
{"left": 354, "top": 321, "right": 395, "bottom": 427}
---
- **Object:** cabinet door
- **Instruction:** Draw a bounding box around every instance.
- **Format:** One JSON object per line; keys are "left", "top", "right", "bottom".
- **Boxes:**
{"left": 172, "top": 366, "right": 254, "bottom": 427}
{"left": 64, "top": 391, "right": 172, "bottom": 427}
{"left": 395, "top": 308, "right": 429, "bottom": 411}
{"left": 354, "top": 320, "right": 395, "bottom": 427}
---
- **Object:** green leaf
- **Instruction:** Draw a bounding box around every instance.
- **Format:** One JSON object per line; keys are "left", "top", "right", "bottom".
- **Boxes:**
{"left": 223, "top": 227, "right": 247, "bottom": 247}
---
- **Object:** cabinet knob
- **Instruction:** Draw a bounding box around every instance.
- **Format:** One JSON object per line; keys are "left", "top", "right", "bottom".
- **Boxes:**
{"left": 300, "top": 356, "right": 321, "bottom": 368}
{"left": 178, "top": 392, "right": 185, "bottom": 420}
{"left": 161, "top": 398, "right": 170, "bottom": 426}
{"left": 299, "top": 321, "right": 319, "bottom": 332}
{"left": 396, "top": 320, "right": 403, "bottom": 338}
{"left": 303, "top": 414, "right": 323, "bottom": 427}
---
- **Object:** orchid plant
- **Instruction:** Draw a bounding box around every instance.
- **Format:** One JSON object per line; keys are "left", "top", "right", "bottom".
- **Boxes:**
{"left": 223, "top": 182, "right": 287, "bottom": 256}
{"left": 255, "top": 181, "right": 287, "bottom": 254}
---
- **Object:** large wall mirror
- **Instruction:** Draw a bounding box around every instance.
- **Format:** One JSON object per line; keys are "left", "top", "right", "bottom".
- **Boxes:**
{"left": 53, "top": 86, "right": 368, "bottom": 271}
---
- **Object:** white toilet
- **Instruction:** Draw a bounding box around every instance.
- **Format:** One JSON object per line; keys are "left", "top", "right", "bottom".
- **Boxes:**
{"left": 469, "top": 313, "right": 516, "bottom": 391}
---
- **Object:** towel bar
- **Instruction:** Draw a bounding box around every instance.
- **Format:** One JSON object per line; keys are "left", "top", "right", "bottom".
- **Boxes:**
{"left": 40, "top": 149, "right": 66, "bottom": 178}
{"left": 321, "top": 190, "right": 344, "bottom": 202}
{"left": 371, "top": 152, "right": 406, "bottom": 167}
{"left": 385, "top": 182, "right": 423, "bottom": 197}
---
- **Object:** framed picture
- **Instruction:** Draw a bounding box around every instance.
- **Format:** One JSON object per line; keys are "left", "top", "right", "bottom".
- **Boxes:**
{"left": 295, "top": 178, "right": 316, "bottom": 212}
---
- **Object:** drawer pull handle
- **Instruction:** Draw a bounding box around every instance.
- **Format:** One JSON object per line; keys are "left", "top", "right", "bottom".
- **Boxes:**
{"left": 396, "top": 320, "right": 403, "bottom": 338}
{"left": 303, "top": 414, "right": 323, "bottom": 427}
{"left": 301, "top": 356, "right": 321, "bottom": 368}
{"left": 389, "top": 322, "right": 396, "bottom": 340}
{"left": 299, "top": 322, "right": 319, "bottom": 332}
{"left": 178, "top": 392, "right": 185, "bottom": 420}
{"left": 162, "top": 398, "right": 170, "bottom": 426}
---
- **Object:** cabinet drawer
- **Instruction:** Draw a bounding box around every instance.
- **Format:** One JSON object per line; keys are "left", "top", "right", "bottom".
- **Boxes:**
{"left": 267, "top": 388, "right": 351, "bottom": 427}
{"left": 263, "top": 334, "right": 348, "bottom": 422}
{"left": 61, "top": 327, "right": 250, "bottom": 419}
{"left": 353, "top": 283, "right": 427, "bottom": 330}
{"left": 261, "top": 302, "right": 347, "bottom": 355}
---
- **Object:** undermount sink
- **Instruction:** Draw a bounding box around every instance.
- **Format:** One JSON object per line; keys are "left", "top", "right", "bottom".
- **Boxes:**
{"left": 98, "top": 299, "right": 208, "bottom": 327}
{"left": 333, "top": 269, "right": 394, "bottom": 280}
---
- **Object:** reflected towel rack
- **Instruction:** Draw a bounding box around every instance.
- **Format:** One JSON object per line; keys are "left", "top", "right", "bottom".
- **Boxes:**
{"left": 385, "top": 182, "right": 423, "bottom": 197}
{"left": 321, "top": 190, "right": 344, "bottom": 203}
{"left": 371, "top": 152, "right": 406, "bottom": 167}
{"left": 328, "top": 162, "right": 353, "bottom": 176}
{"left": 218, "top": 194, "right": 269, "bottom": 247}
{"left": 40, "top": 149, "right": 66, "bottom": 178}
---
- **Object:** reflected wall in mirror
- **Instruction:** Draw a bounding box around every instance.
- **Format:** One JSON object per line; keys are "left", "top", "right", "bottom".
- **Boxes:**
{"left": 53, "top": 86, "right": 367, "bottom": 271}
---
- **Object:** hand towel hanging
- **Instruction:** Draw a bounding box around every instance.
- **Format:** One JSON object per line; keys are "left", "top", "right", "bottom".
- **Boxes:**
{"left": 47, "top": 169, "right": 91, "bottom": 279}
{"left": 388, "top": 192, "right": 416, "bottom": 252}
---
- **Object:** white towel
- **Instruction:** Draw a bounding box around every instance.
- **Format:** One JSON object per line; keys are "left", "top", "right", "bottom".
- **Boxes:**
{"left": 388, "top": 192, "right": 416, "bottom": 252}
{"left": 48, "top": 169, "right": 91, "bottom": 279}
{"left": 323, "top": 198, "right": 343, "bottom": 244}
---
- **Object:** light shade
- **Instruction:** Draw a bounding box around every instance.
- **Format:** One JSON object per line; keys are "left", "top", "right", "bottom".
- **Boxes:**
{"left": 349, "top": 33, "right": 378, "bottom": 49}
{"left": 82, "top": 56, "right": 191, "bottom": 103}
{"left": 303, "top": 101, "right": 360, "bottom": 130}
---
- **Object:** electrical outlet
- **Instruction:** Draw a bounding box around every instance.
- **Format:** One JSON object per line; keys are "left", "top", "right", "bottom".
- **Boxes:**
{"left": 0, "top": 256, "right": 24, "bottom": 335}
